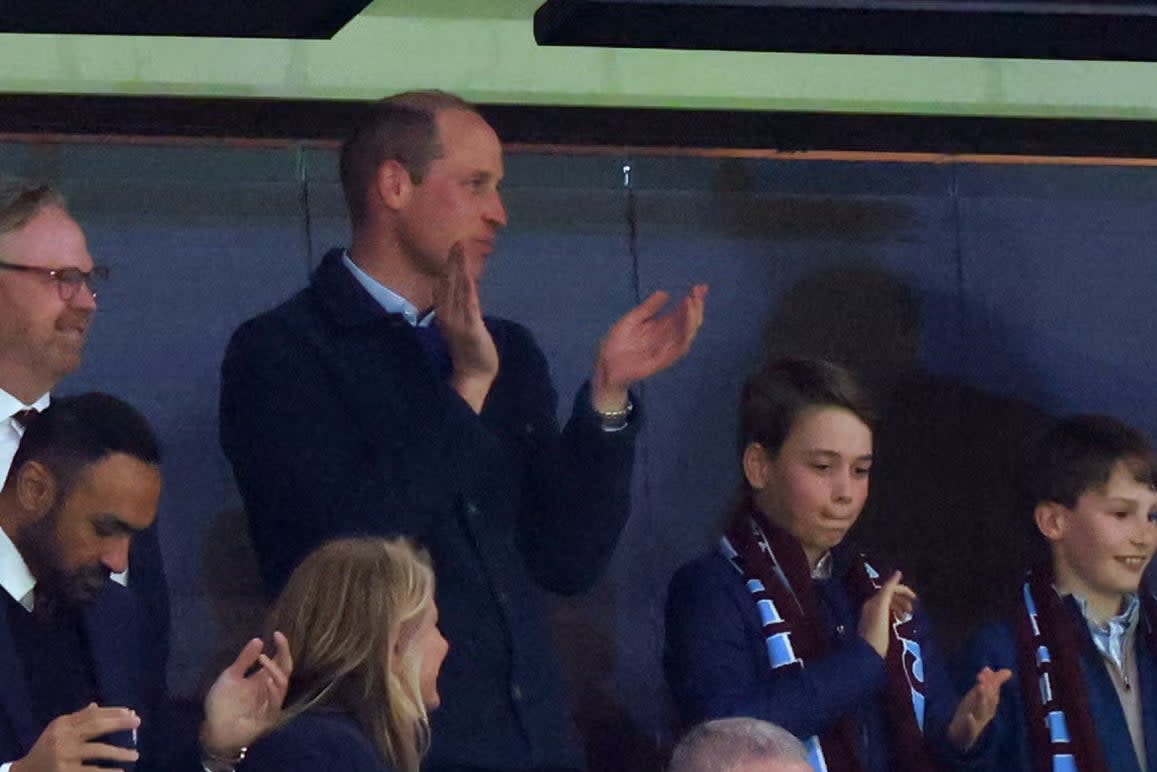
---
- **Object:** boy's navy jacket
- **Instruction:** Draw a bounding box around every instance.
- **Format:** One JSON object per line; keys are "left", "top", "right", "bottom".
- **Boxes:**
{"left": 956, "top": 597, "right": 1157, "bottom": 772}
{"left": 664, "top": 543, "right": 971, "bottom": 772}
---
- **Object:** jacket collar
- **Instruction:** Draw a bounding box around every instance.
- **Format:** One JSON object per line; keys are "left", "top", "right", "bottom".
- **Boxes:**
{"left": 311, "top": 248, "right": 405, "bottom": 329}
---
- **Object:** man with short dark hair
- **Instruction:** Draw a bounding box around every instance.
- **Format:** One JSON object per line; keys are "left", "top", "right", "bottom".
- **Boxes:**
{"left": 221, "top": 90, "right": 707, "bottom": 770}
{"left": 0, "top": 394, "right": 291, "bottom": 772}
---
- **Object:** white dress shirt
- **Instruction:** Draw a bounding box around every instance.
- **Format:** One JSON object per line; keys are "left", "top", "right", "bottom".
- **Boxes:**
{"left": 0, "top": 388, "right": 51, "bottom": 485}
{"left": 0, "top": 521, "right": 37, "bottom": 613}
{"left": 0, "top": 524, "right": 38, "bottom": 772}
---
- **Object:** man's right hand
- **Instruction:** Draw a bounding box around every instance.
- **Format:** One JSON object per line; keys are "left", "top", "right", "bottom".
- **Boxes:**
{"left": 436, "top": 243, "right": 499, "bottom": 413}
{"left": 12, "top": 703, "right": 140, "bottom": 771}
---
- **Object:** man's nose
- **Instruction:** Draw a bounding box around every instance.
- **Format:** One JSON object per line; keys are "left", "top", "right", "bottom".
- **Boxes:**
{"left": 102, "top": 537, "right": 131, "bottom": 575}
{"left": 486, "top": 191, "right": 508, "bottom": 228}
{"left": 70, "top": 281, "right": 98, "bottom": 310}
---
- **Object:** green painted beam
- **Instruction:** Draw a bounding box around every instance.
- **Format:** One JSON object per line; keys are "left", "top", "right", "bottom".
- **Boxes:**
{"left": 2, "top": 0, "right": 1157, "bottom": 120}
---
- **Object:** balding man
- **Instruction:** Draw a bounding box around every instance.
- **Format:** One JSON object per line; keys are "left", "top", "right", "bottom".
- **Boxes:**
{"left": 669, "top": 718, "right": 813, "bottom": 772}
{"left": 221, "top": 90, "right": 707, "bottom": 771}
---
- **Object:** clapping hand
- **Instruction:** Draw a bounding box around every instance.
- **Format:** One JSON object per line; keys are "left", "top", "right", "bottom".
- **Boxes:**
{"left": 947, "top": 666, "right": 1011, "bottom": 751}
{"left": 437, "top": 243, "right": 499, "bottom": 413}
{"left": 200, "top": 631, "right": 293, "bottom": 760}
{"left": 858, "top": 570, "right": 917, "bottom": 658}
{"left": 591, "top": 285, "right": 708, "bottom": 411}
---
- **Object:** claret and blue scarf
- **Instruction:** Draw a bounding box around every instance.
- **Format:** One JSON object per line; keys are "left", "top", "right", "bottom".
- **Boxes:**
{"left": 1013, "top": 568, "right": 1157, "bottom": 772}
{"left": 721, "top": 508, "right": 936, "bottom": 772}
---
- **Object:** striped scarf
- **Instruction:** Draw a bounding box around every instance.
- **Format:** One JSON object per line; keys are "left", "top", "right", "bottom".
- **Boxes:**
{"left": 1014, "top": 569, "right": 1114, "bottom": 772}
{"left": 721, "top": 509, "right": 938, "bottom": 772}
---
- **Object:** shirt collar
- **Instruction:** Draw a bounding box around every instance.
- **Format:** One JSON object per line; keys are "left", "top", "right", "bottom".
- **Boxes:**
{"left": 0, "top": 388, "right": 50, "bottom": 424}
{"left": 0, "top": 525, "right": 36, "bottom": 612}
{"left": 1071, "top": 591, "right": 1139, "bottom": 668}
{"left": 341, "top": 252, "right": 435, "bottom": 328}
{"left": 811, "top": 551, "right": 834, "bottom": 580}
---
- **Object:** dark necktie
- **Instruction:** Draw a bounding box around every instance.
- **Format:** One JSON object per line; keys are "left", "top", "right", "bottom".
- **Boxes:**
{"left": 11, "top": 408, "right": 38, "bottom": 432}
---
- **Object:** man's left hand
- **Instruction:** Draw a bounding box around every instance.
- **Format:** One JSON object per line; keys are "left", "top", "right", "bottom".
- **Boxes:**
{"left": 200, "top": 631, "right": 293, "bottom": 760}
{"left": 591, "top": 284, "right": 708, "bottom": 412}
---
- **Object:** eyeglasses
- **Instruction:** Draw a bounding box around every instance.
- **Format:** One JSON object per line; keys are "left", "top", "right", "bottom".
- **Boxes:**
{"left": 0, "top": 260, "right": 110, "bottom": 301}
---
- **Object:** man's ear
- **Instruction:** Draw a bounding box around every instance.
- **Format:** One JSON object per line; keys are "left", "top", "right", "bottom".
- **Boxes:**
{"left": 742, "top": 442, "right": 772, "bottom": 491}
{"left": 374, "top": 160, "right": 414, "bottom": 212}
{"left": 1034, "top": 501, "right": 1067, "bottom": 543}
{"left": 14, "top": 461, "right": 57, "bottom": 517}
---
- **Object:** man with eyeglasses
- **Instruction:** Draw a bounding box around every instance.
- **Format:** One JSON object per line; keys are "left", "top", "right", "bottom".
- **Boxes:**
{"left": 0, "top": 177, "right": 172, "bottom": 762}
{"left": 0, "top": 181, "right": 103, "bottom": 476}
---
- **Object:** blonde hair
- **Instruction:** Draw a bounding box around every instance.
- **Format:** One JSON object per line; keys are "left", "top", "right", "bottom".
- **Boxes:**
{"left": 266, "top": 537, "right": 436, "bottom": 771}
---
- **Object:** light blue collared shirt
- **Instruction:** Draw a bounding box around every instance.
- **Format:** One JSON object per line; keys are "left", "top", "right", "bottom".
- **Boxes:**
{"left": 1073, "top": 592, "right": 1140, "bottom": 671}
{"left": 342, "top": 252, "right": 435, "bottom": 328}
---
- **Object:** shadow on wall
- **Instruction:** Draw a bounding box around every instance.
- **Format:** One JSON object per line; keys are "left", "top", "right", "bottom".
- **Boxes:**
{"left": 202, "top": 506, "right": 269, "bottom": 676}
{"left": 762, "top": 264, "right": 1053, "bottom": 655}
{"left": 550, "top": 588, "right": 667, "bottom": 772}
{"left": 713, "top": 158, "right": 919, "bottom": 243}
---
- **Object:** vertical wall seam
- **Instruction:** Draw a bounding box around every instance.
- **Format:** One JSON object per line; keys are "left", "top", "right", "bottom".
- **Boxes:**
{"left": 623, "top": 152, "right": 664, "bottom": 752}
{"left": 951, "top": 162, "right": 969, "bottom": 378}
{"left": 296, "top": 143, "right": 315, "bottom": 277}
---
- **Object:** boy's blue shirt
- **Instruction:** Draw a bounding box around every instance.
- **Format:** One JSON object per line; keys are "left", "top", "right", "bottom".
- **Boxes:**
{"left": 955, "top": 595, "right": 1157, "bottom": 772}
{"left": 1074, "top": 592, "right": 1139, "bottom": 673}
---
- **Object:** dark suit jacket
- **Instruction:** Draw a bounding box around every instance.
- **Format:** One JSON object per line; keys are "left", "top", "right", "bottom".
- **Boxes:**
{"left": 0, "top": 579, "right": 175, "bottom": 772}
{"left": 220, "top": 249, "right": 640, "bottom": 770}
{"left": 127, "top": 522, "right": 170, "bottom": 727}
{"left": 957, "top": 601, "right": 1157, "bottom": 772}
{"left": 241, "top": 710, "right": 393, "bottom": 772}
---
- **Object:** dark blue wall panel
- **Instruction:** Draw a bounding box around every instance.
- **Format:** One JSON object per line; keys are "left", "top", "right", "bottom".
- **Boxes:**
{"left": 3, "top": 141, "right": 1153, "bottom": 769}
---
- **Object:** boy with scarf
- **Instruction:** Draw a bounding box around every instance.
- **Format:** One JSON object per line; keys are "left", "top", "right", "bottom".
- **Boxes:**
{"left": 664, "top": 358, "right": 1007, "bottom": 772}
{"left": 958, "top": 415, "right": 1157, "bottom": 771}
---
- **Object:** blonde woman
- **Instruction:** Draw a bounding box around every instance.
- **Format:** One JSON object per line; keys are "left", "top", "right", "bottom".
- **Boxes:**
{"left": 240, "top": 537, "right": 449, "bottom": 772}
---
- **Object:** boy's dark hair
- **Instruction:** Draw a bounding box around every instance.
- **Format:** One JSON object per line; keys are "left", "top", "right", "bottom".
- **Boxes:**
{"left": 739, "top": 357, "right": 877, "bottom": 460}
{"left": 6, "top": 393, "right": 161, "bottom": 492}
{"left": 1026, "top": 414, "right": 1154, "bottom": 508}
